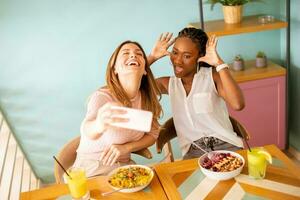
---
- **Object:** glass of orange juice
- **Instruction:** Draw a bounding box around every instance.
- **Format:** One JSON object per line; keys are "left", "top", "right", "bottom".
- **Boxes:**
{"left": 247, "top": 147, "right": 272, "bottom": 179}
{"left": 64, "top": 167, "right": 90, "bottom": 200}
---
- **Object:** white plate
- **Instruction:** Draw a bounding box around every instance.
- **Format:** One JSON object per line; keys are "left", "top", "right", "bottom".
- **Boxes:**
{"left": 198, "top": 150, "right": 245, "bottom": 181}
{"left": 107, "top": 164, "right": 154, "bottom": 193}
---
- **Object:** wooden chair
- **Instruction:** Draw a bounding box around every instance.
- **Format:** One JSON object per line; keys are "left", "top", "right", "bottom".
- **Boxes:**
{"left": 156, "top": 116, "right": 250, "bottom": 162}
{"left": 54, "top": 136, "right": 153, "bottom": 183}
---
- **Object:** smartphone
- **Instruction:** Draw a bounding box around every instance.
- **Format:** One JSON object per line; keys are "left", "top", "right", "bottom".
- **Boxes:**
{"left": 110, "top": 106, "right": 153, "bottom": 132}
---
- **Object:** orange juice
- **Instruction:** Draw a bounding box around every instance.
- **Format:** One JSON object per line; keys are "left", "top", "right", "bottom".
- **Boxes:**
{"left": 64, "top": 167, "right": 89, "bottom": 199}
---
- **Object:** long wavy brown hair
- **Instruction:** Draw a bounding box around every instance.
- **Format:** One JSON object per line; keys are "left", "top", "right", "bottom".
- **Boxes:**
{"left": 105, "top": 41, "right": 162, "bottom": 119}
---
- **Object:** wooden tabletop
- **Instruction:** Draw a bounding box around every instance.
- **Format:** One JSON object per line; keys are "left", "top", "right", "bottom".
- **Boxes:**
{"left": 154, "top": 144, "right": 300, "bottom": 200}
{"left": 20, "top": 171, "right": 168, "bottom": 200}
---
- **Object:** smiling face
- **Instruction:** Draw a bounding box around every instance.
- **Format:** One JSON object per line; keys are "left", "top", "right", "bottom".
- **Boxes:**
{"left": 170, "top": 37, "right": 200, "bottom": 78}
{"left": 106, "top": 41, "right": 162, "bottom": 118}
{"left": 114, "top": 43, "right": 146, "bottom": 77}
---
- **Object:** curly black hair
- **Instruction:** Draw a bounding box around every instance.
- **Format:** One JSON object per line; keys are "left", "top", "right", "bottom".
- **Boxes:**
{"left": 177, "top": 27, "right": 211, "bottom": 68}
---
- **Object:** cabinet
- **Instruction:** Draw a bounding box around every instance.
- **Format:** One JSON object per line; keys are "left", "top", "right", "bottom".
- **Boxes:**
{"left": 190, "top": 5, "right": 290, "bottom": 149}
{"left": 228, "top": 61, "right": 286, "bottom": 149}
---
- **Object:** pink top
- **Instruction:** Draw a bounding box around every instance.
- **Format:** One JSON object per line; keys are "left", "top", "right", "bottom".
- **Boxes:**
{"left": 76, "top": 88, "right": 159, "bottom": 162}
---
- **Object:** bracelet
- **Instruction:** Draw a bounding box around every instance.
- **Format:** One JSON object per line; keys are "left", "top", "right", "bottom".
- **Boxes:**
{"left": 216, "top": 63, "right": 229, "bottom": 72}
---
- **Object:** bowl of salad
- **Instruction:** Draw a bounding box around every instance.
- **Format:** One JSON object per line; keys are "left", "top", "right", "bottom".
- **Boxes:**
{"left": 107, "top": 165, "right": 154, "bottom": 193}
{"left": 198, "top": 150, "right": 244, "bottom": 180}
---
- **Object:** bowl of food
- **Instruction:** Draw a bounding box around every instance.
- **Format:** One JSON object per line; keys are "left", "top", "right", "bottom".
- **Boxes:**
{"left": 198, "top": 150, "right": 244, "bottom": 181}
{"left": 107, "top": 164, "right": 154, "bottom": 193}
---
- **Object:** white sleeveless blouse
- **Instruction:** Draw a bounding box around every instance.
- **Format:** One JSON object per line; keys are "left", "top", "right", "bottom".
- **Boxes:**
{"left": 169, "top": 67, "right": 244, "bottom": 155}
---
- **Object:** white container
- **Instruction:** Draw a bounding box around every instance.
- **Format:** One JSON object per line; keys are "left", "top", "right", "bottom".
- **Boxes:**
{"left": 198, "top": 150, "right": 245, "bottom": 181}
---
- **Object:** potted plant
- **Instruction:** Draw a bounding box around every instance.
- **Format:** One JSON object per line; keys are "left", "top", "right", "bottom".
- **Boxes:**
{"left": 206, "top": 0, "right": 263, "bottom": 24}
{"left": 256, "top": 51, "right": 267, "bottom": 68}
{"left": 232, "top": 54, "right": 245, "bottom": 71}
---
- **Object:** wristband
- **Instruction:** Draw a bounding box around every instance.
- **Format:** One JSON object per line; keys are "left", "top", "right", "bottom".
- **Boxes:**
{"left": 216, "top": 63, "right": 229, "bottom": 72}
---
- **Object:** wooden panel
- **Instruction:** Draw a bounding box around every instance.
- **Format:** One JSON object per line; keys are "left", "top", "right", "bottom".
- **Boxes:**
{"left": 0, "top": 111, "right": 41, "bottom": 198}
{"left": 229, "top": 60, "right": 286, "bottom": 83}
{"left": 30, "top": 171, "right": 38, "bottom": 191}
{"left": 10, "top": 148, "right": 24, "bottom": 200}
{"left": 21, "top": 160, "right": 31, "bottom": 192}
{"left": 0, "top": 133, "right": 17, "bottom": 200}
{"left": 189, "top": 15, "right": 287, "bottom": 36}
{"left": 0, "top": 121, "right": 10, "bottom": 179}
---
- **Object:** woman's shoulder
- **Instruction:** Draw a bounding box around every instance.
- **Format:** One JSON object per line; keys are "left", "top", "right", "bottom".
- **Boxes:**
{"left": 89, "top": 87, "right": 114, "bottom": 102}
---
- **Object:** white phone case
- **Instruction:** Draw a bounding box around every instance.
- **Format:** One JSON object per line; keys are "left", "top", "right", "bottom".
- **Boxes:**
{"left": 110, "top": 106, "right": 153, "bottom": 132}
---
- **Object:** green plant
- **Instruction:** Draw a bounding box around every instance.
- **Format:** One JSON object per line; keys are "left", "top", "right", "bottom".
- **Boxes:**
{"left": 256, "top": 51, "right": 266, "bottom": 58}
{"left": 234, "top": 54, "right": 243, "bottom": 61}
{"left": 206, "top": 0, "right": 264, "bottom": 10}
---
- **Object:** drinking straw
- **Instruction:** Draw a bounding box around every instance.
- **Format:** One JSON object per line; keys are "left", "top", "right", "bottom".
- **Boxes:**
{"left": 244, "top": 139, "right": 252, "bottom": 152}
{"left": 53, "top": 156, "right": 72, "bottom": 179}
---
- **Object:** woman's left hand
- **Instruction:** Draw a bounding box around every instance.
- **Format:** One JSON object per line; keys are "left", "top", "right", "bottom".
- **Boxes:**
{"left": 198, "top": 35, "right": 223, "bottom": 67}
{"left": 100, "top": 144, "right": 130, "bottom": 166}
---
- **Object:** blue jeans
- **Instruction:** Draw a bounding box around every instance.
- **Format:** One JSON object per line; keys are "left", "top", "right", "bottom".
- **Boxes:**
{"left": 183, "top": 137, "right": 242, "bottom": 160}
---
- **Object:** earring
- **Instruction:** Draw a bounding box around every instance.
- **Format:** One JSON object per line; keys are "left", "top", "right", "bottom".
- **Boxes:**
{"left": 143, "top": 71, "right": 147, "bottom": 75}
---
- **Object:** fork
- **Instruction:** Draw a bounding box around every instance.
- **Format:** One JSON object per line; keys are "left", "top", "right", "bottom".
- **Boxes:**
{"left": 101, "top": 188, "right": 125, "bottom": 196}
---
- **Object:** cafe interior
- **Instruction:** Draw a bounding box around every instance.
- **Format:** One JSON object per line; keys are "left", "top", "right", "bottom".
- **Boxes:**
{"left": 0, "top": 0, "right": 300, "bottom": 199}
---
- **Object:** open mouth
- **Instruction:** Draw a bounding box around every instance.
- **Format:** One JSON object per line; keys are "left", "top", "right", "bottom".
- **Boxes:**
{"left": 126, "top": 60, "right": 140, "bottom": 67}
{"left": 175, "top": 66, "right": 183, "bottom": 74}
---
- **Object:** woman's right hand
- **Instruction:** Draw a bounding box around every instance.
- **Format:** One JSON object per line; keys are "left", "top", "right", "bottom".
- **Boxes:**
{"left": 95, "top": 103, "right": 128, "bottom": 133}
{"left": 148, "top": 32, "right": 175, "bottom": 64}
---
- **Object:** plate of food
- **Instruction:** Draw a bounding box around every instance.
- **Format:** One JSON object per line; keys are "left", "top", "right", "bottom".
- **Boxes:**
{"left": 107, "top": 164, "right": 154, "bottom": 193}
{"left": 198, "top": 150, "right": 244, "bottom": 180}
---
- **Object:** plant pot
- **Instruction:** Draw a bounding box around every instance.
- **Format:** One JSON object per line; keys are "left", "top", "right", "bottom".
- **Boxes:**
{"left": 222, "top": 5, "right": 243, "bottom": 24}
{"left": 232, "top": 60, "right": 244, "bottom": 71}
{"left": 256, "top": 57, "right": 267, "bottom": 68}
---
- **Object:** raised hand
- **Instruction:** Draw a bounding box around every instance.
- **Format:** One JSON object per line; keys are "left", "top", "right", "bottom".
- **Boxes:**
{"left": 149, "top": 32, "right": 175, "bottom": 61}
{"left": 198, "top": 35, "right": 223, "bottom": 67}
{"left": 95, "top": 103, "right": 128, "bottom": 134}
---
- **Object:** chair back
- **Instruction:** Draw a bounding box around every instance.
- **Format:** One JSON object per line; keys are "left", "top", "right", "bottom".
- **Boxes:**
{"left": 156, "top": 116, "right": 250, "bottom": 163}
{"left": 229, "top": 116, "right": 250, "bottom": 140}
{"left": 54, "top": 136, "right": 80, "bottom": 184}
{"left": 54, "top": 136, "right": 153, "bottom": 183}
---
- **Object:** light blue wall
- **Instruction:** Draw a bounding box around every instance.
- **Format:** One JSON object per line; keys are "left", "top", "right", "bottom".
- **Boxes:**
{"left": 0, "top": 0, "right": 288, "bottom": 183}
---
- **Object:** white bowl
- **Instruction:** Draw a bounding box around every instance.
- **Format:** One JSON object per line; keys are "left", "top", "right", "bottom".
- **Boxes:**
{"left": 198, "top": 150, "right": 245, "bottom": 181}
{"left": 107, "top": 164, "right": 154, "bottom": 193}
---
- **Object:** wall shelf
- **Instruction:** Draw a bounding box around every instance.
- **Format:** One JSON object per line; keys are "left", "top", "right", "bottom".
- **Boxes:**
{"left": 189, "top": 15, "right": 287, "bottom": 36}
{"left": 229, "top": 60, "right": 286, "bottom": 83}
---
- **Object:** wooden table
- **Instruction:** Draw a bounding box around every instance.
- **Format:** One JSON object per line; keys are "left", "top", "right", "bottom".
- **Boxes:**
{"left": 20, "top": 171, "right": 168, "bottom": 200}
{"left": 154, "top": 144, "right": 300, "bottom": 200}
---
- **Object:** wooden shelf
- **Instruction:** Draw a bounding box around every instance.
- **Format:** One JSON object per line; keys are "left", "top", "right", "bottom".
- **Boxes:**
{"left": 229, "top": 60, "right": 286, "bottom": 83}
{"left": 189, "top": 15, "right": 287, "bottom": 36}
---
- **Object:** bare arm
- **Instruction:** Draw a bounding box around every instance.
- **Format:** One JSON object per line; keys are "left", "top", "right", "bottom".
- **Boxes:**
{"left": 156, "top": 77, "right": 170, "bottom": 94}
{"left": 198, "top": 35, "right": 245, "bottom": 110}
{"left": 213, "top": 65, "right": 245, "bottom": 110}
